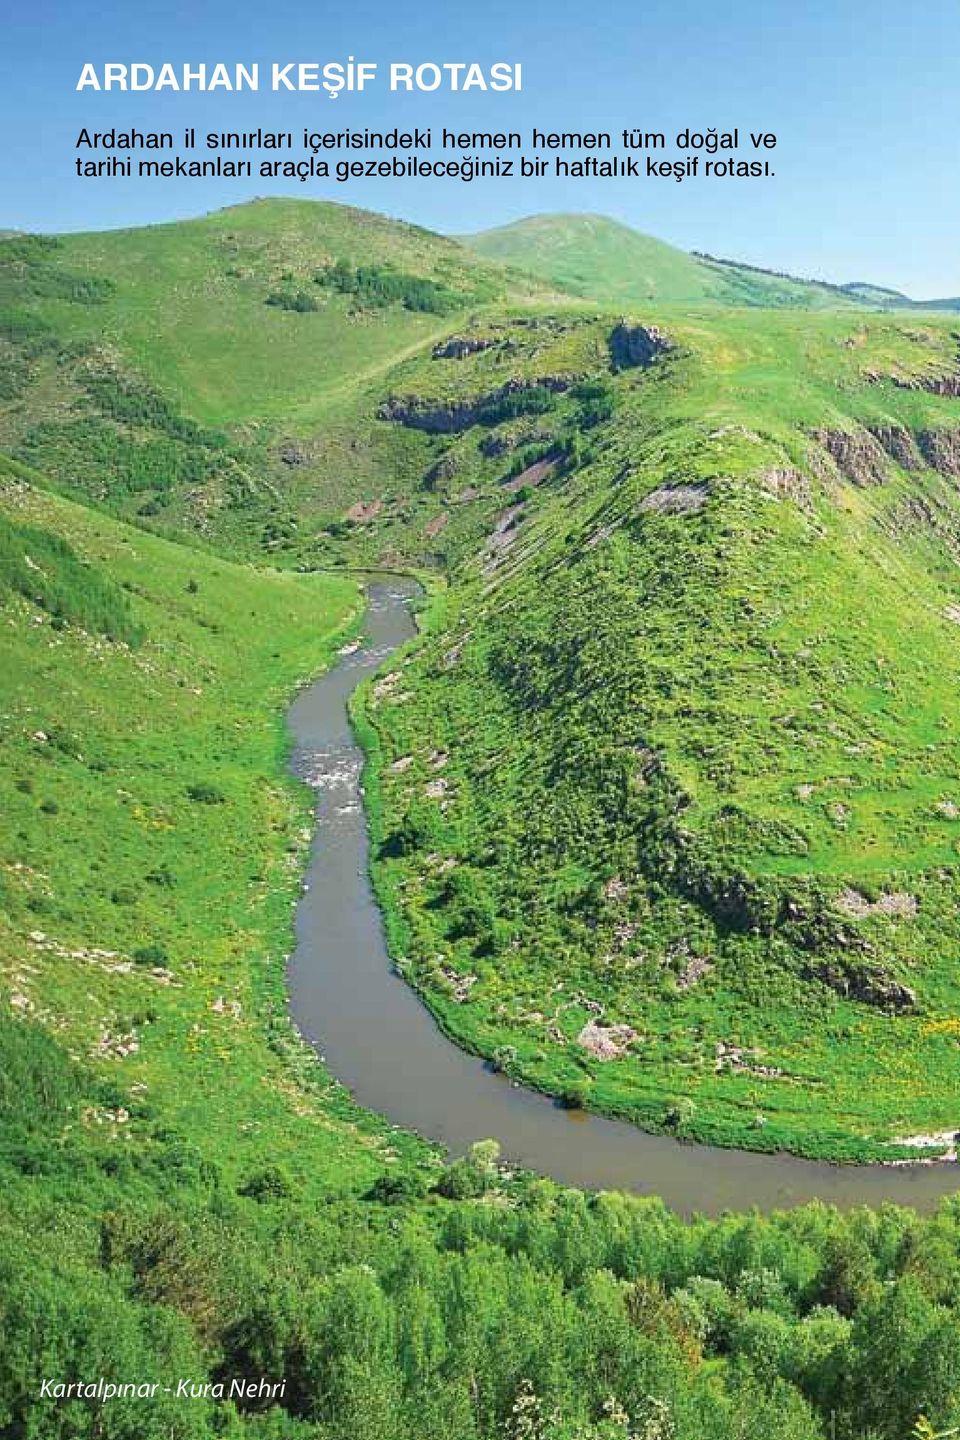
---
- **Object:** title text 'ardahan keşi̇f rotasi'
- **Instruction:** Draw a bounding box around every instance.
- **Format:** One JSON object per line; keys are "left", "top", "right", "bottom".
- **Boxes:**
{"left": 75, "top": 60, "right": 522, "bottom": 95}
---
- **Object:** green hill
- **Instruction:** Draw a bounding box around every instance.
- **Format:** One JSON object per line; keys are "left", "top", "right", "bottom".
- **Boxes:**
{"left": 0, "top": 199, "right": 563, "bottom": 546}
{"left": 0, "top": 198, "right": 554, "bottom": 428}
{"left": 355, "top": 303, "right": 960, "bottom": 1162}
{"left": 9, "top": 197, "right": 960, "bottom": 1437}
{"left": 465, "top": 213, "right": 960, "bottom": 314}
{"left": 461, "top": 213, "right": 729, "bottom": 304}
{"left": 462, "top": 213, "right": 872, "bottom": 309}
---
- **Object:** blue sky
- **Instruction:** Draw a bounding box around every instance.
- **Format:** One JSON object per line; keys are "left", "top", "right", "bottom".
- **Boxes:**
{"left": 3, "top": 0, "right": 958, "bottom": 296}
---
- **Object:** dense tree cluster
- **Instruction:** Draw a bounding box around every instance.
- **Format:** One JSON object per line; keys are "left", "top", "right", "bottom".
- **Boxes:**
{"left": 4, "top": 1015, "right": 960, "bottom": 1440}
{"left": 316, "top": 258, "right": 463, "bottom": 314}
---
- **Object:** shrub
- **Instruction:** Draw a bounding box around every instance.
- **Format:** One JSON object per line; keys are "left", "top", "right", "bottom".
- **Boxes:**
{"left": 239, "top": 1165, "right": 298, "bottom": 1202}
{"left": 133, "top": 944, "right": 169, "bottom": 968}
{"left": 266, "top": 289, "right": 320, "bottom": 313}
{"left": 367, "top": 1172, "right": 428, "bottom": 1204}
{"left": 186, "top": 783, "right": 225, "bottom": 805}
{"left": 0, "top": 513, "right": 144, "bottom": 645}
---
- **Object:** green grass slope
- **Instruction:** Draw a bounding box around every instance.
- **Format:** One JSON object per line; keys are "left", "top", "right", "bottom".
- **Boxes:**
{"left": 0, "top": 200, "right": 570, "bottom": 552}
{"left": 0, "top": 456, "right": 412, "bottom": 1188}
{"left": 7, "top": 463, "right": 952, "bottom": 1440}
{"left": 2, "top": 199, "right": 553, "bottom": 426}
{"left": 461, "top": 213, "right": 730, "bottom": 304}
{"left": 462, "top": 214, "right": 872, "bottom": 309}
{"left": 359, "top": 305, "right": 960, "bottom": 1161}
{"left": 9, "top": 204, "right": 960, "bottom": 1437}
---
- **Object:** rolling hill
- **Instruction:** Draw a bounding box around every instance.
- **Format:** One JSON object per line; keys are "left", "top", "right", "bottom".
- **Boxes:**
{"left": 461, "top": 213, "right": 869, "bottom": 308}
{"left": 460, "top": 213, "right": 730, "bottom": 304}
{"left": 464, "top": 212, "right": 960, "bottom": 313}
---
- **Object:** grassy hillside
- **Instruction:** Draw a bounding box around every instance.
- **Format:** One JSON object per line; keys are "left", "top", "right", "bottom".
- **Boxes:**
{"left": 6, "top": 427, "right": 960, "bottom": 1440}
{"left": 461, "top": 214, "right": 730, "bottom": 304}
{"left": 10, "top": 198, "right": 960, "bottom": 1434}
{"left": 7, "top": 198, "right": 960, "bottom": 1159}
{"left": 2, "top": 199, "right": 551, "bottom": 426}
{"left": 0, "top": 201, "right": 568, "bottom": 552}
{"left": 6, "top": 198, "right": 960, "bottom": 1163}
{"left": 462, "top": 215, "right": 874, "bottom": 309}
{"left": 359, "top": 305, "right": 960, "bottom": 1161}
{"left": 0, "top": 456, "right": 399, "bottom": 1187}
{"left": 10, "top": 464, "right": 960, "bottom": 1440}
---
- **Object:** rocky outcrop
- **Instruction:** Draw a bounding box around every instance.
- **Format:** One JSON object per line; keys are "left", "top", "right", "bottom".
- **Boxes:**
{"left": 639, "top": 482, "right": 709, "bottom": 515}
{"left": 759, "top": 466, "right": 813, "bottom": 506}
{"left": 822, "top": 420, "right": 960, "bottom": 479}
{"left": 874, "top": 373, "right": 960, "bottom": 399}
{"left": 804, "top": 958, "right": 916, "bottom": 1013}
{"left": 480, "top": 427, "right": 554, "bottom": 458}
{"left": 432, "top": 335, "right": 496, "bottom": 360}
{"left": 345, "top": 498, "right": 383, "bottom": 523}
{"left": 813, "top": 428, "right": 889, "bottom": 486}
{"left": 424, "top": 451, "right": 461, "bottom": 488}
{"left": 577, "top": 1019, "right": 638, "bottom": 1061}
{"left": 276, "top": 439, "right": 310, "bottom": 466}
{"left": 868, "top": 424, "right": 923, "bottom": 470}
{"left": 502, "top": 450, "right": 562, "bottom": 494}
{"left": 378, "top": 376, "right": 577, "bottom": 434}
{"left": 836, "top": 888, "right": 918, "bottom": 920}
{"left": 609, "top": 322, "right": 673, "bottom": 371}
{"left": 918, "top": 427, "right": 960, "bottom": 477}
{"left": 379, "top": 395, "right": 487, "bottom": 434}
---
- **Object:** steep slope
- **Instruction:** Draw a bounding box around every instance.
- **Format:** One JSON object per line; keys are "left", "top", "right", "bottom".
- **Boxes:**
{"left": 0, "top": 456, "right": 393, "bottom": 1188}
{"left": 7, "top": 197, "right": 960, "bottom": 1162}
{"left": 360, "top": 306, "right": 960, "bottom": 1161}
{"left": 10, "top": 206, "right": 960, "bottom": 1438}
{"left": 0, "top": 200, "right": 577, "bottom": 554}
{"left": 1, "top": 450, "right": 935, "bottom": 1440}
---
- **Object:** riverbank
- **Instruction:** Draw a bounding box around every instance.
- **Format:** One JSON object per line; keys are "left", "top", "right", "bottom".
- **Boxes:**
{"left": 287, "top": 579, "right": 960, "bottom": 1213}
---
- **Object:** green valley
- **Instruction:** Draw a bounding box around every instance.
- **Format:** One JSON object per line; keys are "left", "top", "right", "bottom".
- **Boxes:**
{"left": 6, "top": 196, "right": 960, "bottom": 1438}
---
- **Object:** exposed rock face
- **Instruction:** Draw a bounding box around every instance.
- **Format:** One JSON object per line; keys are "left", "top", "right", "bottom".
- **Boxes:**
{"left": 379, "top": 395, "right": 485, "bottom": 434}
{"left": 485, "top": 504, "right": 523, "bottom": 554}
{"left": 760, "top": 467, "right": 811, "bottom": 504}
{"left": 378, "top": 376, "right": 577, "bottom": 434}
{"left": 577, "top": 1019, "right": 638, "bottom": 1061}
{"left": 886, "top": 373, "right": 960, "bottom": 398}
{"left": 714, "top": 1041, "right": 782, "bottom": 1078}
{"left": 868, "top": 424, "right": 923, "bottom": 470}
{"left": 804, "top": 958, "right": 917, "bottom": 1013}
{"left": 424, "top": 511, "right": 449, "bottom": 539}
{"left": 918, "top": 427, "right": 960, "bottom": 477}
{"left": 345, "top": 498, "right": 383, "bottom": 523}
{"left": 639, "top": 482, "right": 709, "bottom": 515}
{"left": 836, "top": 888, "right": 918, "bottom": 920}
{"left": 480, "top": 427, "right": 553, "bottom": 459}
{"left": 432, "top": 335, "right": 496, "bottom": 360}
{"left": 424, "top": 451, "right": 460, "bottom": 488}
{"left": 502, "top": 451, "right": 561, "bottom": 494}
{"left": 609, "top": 322, "right": 673, "bottom": 370}
{"left": 675, "top": 953, "right": 712, "bottom": 990}
{"left": 813, "top": 428, "right": 889, "bottom": 486}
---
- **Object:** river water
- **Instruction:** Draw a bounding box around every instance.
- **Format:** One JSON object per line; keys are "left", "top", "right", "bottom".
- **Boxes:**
{"left": 287, "top": 580, "right": 960, "bottom": 1215}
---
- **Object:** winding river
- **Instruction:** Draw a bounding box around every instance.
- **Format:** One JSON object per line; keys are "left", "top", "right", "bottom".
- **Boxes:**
{"left": 288, "top": 580, "right": 960, "bottom": 1215}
